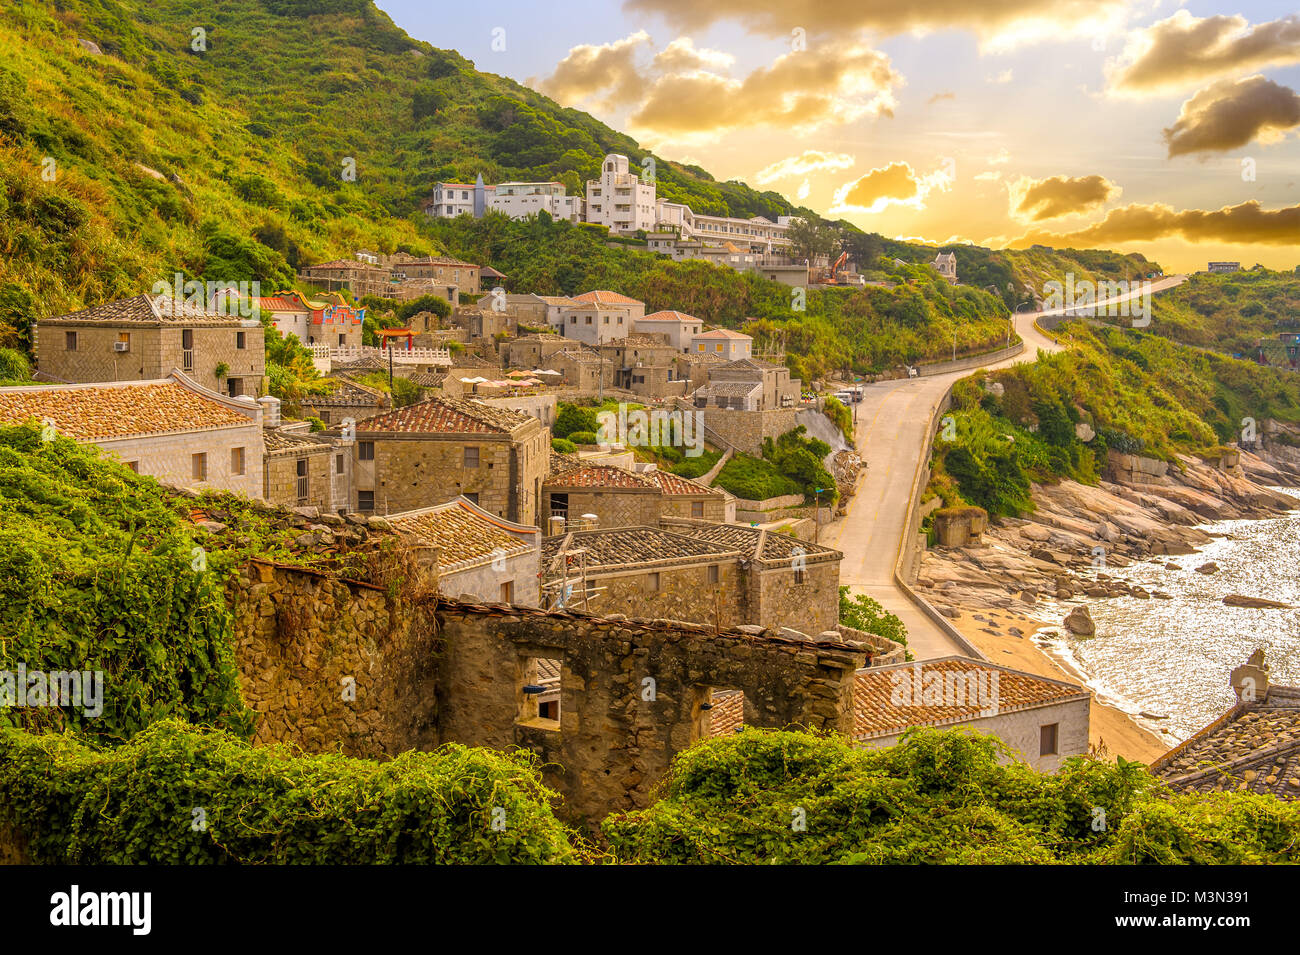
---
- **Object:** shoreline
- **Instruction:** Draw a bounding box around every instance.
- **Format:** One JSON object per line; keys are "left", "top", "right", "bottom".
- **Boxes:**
{"left": 915, "top": 446, "right": 1300, "bottom": 764}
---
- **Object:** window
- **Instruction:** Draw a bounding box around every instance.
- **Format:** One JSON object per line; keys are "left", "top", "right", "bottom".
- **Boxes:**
{"left": 358, "top": 441, "right": 374, "bottom": 461}
{"left": 230, "top": 447, "right": 245, "bottom": 475}
{"left": 646, "top": 572, "right": 660, "bottom": 591}
{"left": 518, "top": 657, "right": 562, "bottom": 731}
{"left": 191, "top": 453, "right": 207, "bottom": 482}
{"left": 338, "top": 334, "right": 346, "bottom": 347}
{"left": 464, "top": 446, "right": 480, "bottom": 468}
{"left": 794, "top": 567, "right": 806, "bottom": 584}
{"left": 227, "top": 378, "right": 242, "bottom": 398}
{"left": 117, "top": 332, "right": 131, "bottom": 351}
{"left": 1040, "top": 723, "right": 1059, "bottom": 756}
{"left": 124, "top": 461, "right": 139, "bottom": 473}
{"left": 318, "top": 411, "right": 330, "bottom": 425}
{"left": 500, "top": 580, "right": 514, "bottom": 603}
{"left": 708, "top": 564, "right": 719, "bottom": 585}
{"left": 295, "top": 458, "right": 308, "bottom": 502}
{"left": 182, "top": 329, "right": 193, "bottom": 350}
{"left": 335, "top": 454, "right": 344, "bottom": 475}
{"left": 357, "top": 490, "right": 375, "bottom": 512}
{"left": 692, "top": 501, "right": 705, "bottom": 519}
{"left": 715, "top": 344, "right": 723, "bottom": 352}
{"left": 585, "top": 316, "right": 592, "bottom": 324}
{"left": 236, "top": 331, "right": 246, "bottom": 349}
{"left": 65, "top": 331, "right": 77, "bottom": 351}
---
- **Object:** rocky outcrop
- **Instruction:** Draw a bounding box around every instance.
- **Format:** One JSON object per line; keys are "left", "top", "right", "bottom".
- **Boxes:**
{"left": 1064, "top": 606, "right": 1095, "bottom": 636}
{"left": 1224, "top": 595, "right": 1292, "bottom": 609}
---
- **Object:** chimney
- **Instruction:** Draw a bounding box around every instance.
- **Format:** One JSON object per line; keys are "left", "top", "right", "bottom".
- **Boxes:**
{"left": 258, "top": 395, "right": 281, "bottom": 428}
{"left": 1230, "top": 649, "right": 1269, "bottom": 703}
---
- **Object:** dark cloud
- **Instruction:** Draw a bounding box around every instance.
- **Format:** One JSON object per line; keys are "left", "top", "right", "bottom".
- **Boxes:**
{"left": 1015, "top": 200, "right": 1300, "bottom": 246}
{"left": 1164, "top": 76, "right": 1300, "bottom": 157}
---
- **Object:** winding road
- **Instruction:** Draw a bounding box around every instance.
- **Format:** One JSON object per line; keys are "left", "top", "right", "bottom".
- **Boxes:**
{"left": 824, "top": 275, "right": 1187, "bottom": 660}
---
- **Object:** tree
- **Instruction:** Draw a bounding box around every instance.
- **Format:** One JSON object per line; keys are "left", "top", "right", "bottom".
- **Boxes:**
{"left": 786, "top": 218, "right": 840, "bottom": 263}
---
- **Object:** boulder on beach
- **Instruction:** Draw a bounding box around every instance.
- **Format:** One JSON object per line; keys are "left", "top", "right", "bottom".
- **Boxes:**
{"left": 1223, "top": 594, "right": 1291, "bottom": 609}
{"left": 1195, "top": 562, "right": 1219, "bottom": 574}
{"left": 1064, "top": 606, "right": 1096, "bottom": 636}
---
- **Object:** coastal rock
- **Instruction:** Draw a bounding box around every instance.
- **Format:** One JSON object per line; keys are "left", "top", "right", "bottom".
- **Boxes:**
{"left": 1063, "top": 606, "right": 1096, "bottom": 636}
{"left": 1195, "top": 562, "right": 1219, "bottom": 575}
{"left": 1223, "top": 594, "right": 1291, "bottom": 609}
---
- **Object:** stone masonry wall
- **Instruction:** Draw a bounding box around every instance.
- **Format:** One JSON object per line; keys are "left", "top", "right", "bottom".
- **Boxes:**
{"left": 265, "top": 448, "right": 335, "bottom": 511}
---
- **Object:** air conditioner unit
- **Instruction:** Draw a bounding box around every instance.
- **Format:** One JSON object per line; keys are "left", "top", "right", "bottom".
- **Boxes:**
{"left": 113, "top": 342, "right": 129, "bottom": 352}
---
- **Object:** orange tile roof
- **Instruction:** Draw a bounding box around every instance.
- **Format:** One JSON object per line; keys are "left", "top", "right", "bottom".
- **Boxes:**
{"left": 640, "top": 310, "right": 700, "bottom": 323}
{"left": 646, "top": 469, "right": 714, "bottom": 495}
{"left": 852, "top": 658, "right": 1088, "bottom": 740}
{"left": 0, "top": 382, "right": 255, "bottom": 440}
{"left": 573, "top": 290, "right": 644, "bottom": 306}
{"left": 355, "top": 396, "right": 530, "bottom": 435}
{"left": 694, "top": 328, "right": 753, "bottom": 340}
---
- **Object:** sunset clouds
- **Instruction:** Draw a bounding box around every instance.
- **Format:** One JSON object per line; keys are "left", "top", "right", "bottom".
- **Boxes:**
{"left": 1163, "top": 76, "right": 1300, "bottom": 157}
{"left": 829, "top": 161, "right": 953, "bottom": 214}
{"left": 1108, "top": 12, "right": 1300, "bottom": 95}
{"left": 1016, "top": 200, "right": 1300, "bottom": 247}
{"left": 1011, "top": 175, "right": 1120, "bottom": 221}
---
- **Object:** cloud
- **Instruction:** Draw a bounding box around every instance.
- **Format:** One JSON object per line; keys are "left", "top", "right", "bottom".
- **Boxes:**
{"left": 754, "top": 150, "right": 855, "bottom": 184}
{"left": 988, "top": 69, "right": 1014, "bottom": 84}
{"left": 623, "top": 0, "right": 1130, "bottom": 51}
{"left": 974, "top": 171, "right": 1002, "bottom": 181}
{"left": 927, "top": 91, "right": 955, "bottom": 104}
{"left": 1011, "top": 174, "right": 1120, "bottom": 221}
{"left": 1163, "top": 75, "right": 1300, "bottom": 157}
{"left": 534, "top": 31, "right": 652, "bottom": 109}
{"left": 829, "top": 160, "right": 952, "bottom": 214}
{"left": 1013, "top": 200, "right": 1300, "bottom": 246}
{"left": 629, "top": 40, "right": 901, "bottom": 138}
{"left": 651, "top": 37, "right": 735, "bottom": 72}
{"left": 987, "top": 147, "right": 1012, "bottom": 165}
{"left": 1109, "top": 12, "right": 1300, "bottom": 95}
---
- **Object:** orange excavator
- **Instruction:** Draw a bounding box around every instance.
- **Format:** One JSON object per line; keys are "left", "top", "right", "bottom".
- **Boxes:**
{"left": 809, "top": 251, "right": 854, "bottom": 286}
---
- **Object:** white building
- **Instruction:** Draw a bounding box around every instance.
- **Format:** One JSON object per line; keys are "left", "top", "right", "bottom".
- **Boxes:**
{"left": 586, "top": 154, "right": 657, "bottom": 234}
{"left": 634, "top": 310, "right": 703, "bottom": 353}
{"left": 933, "top": 252, "right": 957, "bottom": 283}
{"left": 424, "top": 179, "right": 488, "bottom": 219}
{"left": 488, "top": 182, "right": 585, "bottom": 224}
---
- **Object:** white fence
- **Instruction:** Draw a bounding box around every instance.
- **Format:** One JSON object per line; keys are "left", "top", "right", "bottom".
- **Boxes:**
{"left": 330, "top": 344, "right": 453, "bottom": 367}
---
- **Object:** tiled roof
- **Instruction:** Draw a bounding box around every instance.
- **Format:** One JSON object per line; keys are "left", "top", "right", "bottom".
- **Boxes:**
{"left": 680, "top": 352, "right": 731, "bottom": 364}
{"left": 334, "top": 355, "right": 388, "bottom": 372}
{"left": 573, "top": 290, "right": 644, "bottom": 306}
{"left": 720, "top": 357, "right": 785, "bottom": 372}
{"left": 542, "top": 526, "right": 737, "bottom": 572}
{"left": 639, "top": 310, "right": 700, "bottom": 323}
{"left": 302, "top": 259, "right": 388, "bottom": 272}
{"left": 852, "top": 658, "right": 1089, "bottom": 741}
{"left": 405, "top": 372, "right": 446, "bottom": 388}
{"left": 355, "top": 396, "right": 531, "bottom": 435}
{"left": 537, "top": 296, "right": 579, "bottom": 306}
{"left": 0, "top": 381, "right": 254, "bottom": 440}
{"left": 553, "top": 348, "right": 606, "bottom": 365}
{"left": 545, "top": 464, "right": 659, "bottom": 490}
{"left": 645, "top": 469, "right": 715, "bottom": 496}
{"left": 308, "top": 379, "right": 388, "bottom": 407}
{"left": 697, "top": 380, "right": 762, "bottom": 398}
{"left": 390, "top": 498, "right": 538, "bottom": 572}
{"left": 404, "top": 256, "right": 480, "bottom": 269}
{"left": 1151, "top": 687, "right": 1300, "bottom": 798}
{"left": 661, "top": 518, "right": 840, "bottom": 563}
{"left": 264, "top": 428, "right": 332, "bottom": 454}
{"left": 448, "top": 353, "right": 496, "bottom": 368}
{"left": 694, "top": 328, "right": 753, "bottom": 340}
{"left": 41, "top": 294, "right": 241, "bottom": 327}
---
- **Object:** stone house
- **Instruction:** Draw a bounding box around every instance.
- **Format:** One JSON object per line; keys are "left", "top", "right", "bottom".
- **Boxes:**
{"left": 258, "top": 290, "right": 364, "bottom": 350}
{"left": 542, "top": 463, "right": 726, "bottom": 531}
{"left": 549, "top": 346, "right": 613, "bottom": 393}
{"left": 1151, "top": 650, "right": 1300, "bottom": 798}
{"left": 543, "top": 518, "right": 841, "bottom": 637}
{"left": 504, "top": 334, "right": 574, "bottom": 370}
{"left": 0, "top": 371, "right": 263, "bottom": 497}
{"left": 300, "top": 378, "right": 390, "bottom": 428}
{"left": 298, "top": 260, "right": 394, "bottom": 299}
{"left": 633, "top": 310, "right": 704, "bottom": 352}
{"left": 694, "top": 358, "right": 800, "bottom": 411}
{"left": 598, "top": 336, "right": 687, "bottom": 399}
{"left": 675, "top": 351, "right": 730, "bottom": 391}
{"left": 386, "top": 255, "right": 482, "bottom": 295}
{"left": 853, "top": 657, "right": 1090, "bottom": 772}
{"left": 390, "top": 496, "right": 541, "bottom": 606}
{"left": 263, "top": 423, "right": 342, "bottom": 512}
{"left": 552, "top": 303, "right": 632, "bottom": 346}
{"left": 661, "top": 517, "right": 842, "bottom": 636}
{"left": 691, "top": 327, "right": 753, "bottom": 361}
{"left": 34, "top": 293, "right": 265, "bottom": 398}
{"left": 344, "top": 396, "right": 549, "bottom": 525}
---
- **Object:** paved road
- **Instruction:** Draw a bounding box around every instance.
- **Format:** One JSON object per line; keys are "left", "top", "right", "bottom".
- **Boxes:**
{"left": 825, "top": 275, "right": 1186, "bottom": 659}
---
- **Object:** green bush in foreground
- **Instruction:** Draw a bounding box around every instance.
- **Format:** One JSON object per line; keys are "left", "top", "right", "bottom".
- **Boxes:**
{"left": 602, "top": 728, "right": 1300, "bottom": 864}
{"left": 0, "top": 721, "right": 581, "bottom": 864}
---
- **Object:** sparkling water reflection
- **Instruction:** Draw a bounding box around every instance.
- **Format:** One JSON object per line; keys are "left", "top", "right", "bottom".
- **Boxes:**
{"left": 1029, "top": 501, "right": 1300, "bottom": 747}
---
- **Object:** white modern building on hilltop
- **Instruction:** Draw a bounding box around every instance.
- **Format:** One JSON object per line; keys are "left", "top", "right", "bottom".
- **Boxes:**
{"left": 586, "top": 154, "right": 657, "bottom": 234}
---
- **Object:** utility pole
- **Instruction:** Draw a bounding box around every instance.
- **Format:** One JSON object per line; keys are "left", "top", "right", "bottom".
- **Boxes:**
{"left": 813, "top": 487, "right": 823, "bottom": 543}
{"left": 952, "top": 330, "right": 957, "bottom": 362}
{"left": 387, "top": 339, "right": 393, "bottom": 391}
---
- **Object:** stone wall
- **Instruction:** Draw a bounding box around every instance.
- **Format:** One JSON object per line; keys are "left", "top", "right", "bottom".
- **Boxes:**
{"left": 581, "top": 560, "right": 744, "bottom": 625}
{"left": 753, "top": 558, "right": 840, "bottom": 637}
{"left": 543, "top": 487, "right": 662, "bottom": 528}
{"left": 696, "top": 407, "right": 798, "bottom": 455}
{"left": 223, "top": 560, "right": 870, "bottom": 824}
